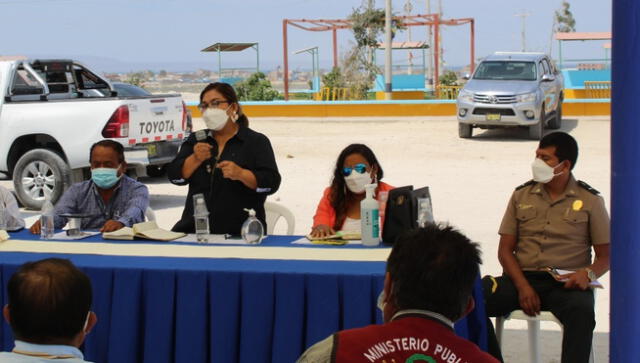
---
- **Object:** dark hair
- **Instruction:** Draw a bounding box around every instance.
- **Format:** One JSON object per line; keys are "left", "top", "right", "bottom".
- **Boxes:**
{"left": 90, "top": 139, "right": 125, "bottom": 164}
{"left": 539, "top": 132, "right": 578, "bottom": 170}
{"left": 199, "top": 82, "right": 249, "bottom": 128}
{"left": 386, "top": 224, "right": 481, "bottom": 322}
{"left": 7, "top": 258, "right": 93, "bottom": 344}
{"left": 329, "top": 144, "right": 384, "bottom": 230}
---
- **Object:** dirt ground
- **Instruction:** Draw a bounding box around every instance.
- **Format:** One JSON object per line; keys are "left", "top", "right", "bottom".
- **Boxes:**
{"left": 1, "top": 115, "right": 611, "bottom": 362}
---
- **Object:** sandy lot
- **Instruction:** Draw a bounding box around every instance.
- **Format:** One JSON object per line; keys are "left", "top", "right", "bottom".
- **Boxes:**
{"left": 1, "top": 116, "right": 611, "bottom": 362}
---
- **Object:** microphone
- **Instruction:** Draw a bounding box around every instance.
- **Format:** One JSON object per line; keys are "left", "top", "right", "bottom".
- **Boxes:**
{"left": 195, "top": 130, "right": 218, "bottom": 173}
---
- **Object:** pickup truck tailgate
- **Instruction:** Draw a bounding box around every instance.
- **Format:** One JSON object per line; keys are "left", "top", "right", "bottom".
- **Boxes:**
{"left": 127, "top": 95, "right": 185, "bottom": 145}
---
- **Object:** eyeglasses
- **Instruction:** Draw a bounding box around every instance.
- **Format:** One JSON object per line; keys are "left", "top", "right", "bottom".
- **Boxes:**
{"left": 198, "top": 100, "right": 229, "bottom": 109}
{"left": 342, "top": 163, "right": 367, "bottom": 176}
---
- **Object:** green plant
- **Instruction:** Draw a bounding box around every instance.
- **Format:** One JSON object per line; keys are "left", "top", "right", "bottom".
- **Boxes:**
{"left": 322, "top": 67, "right": 346, "bottom": 90}
{"left": 343, "top": 6, "right": 405, "bottom": 99}
{"left": 439, "top": 71, "right": 458, "bottom": 86}
{"left": 555, "top": 1, "right": 576, "bottom": 32}
{"left": 125, "top": 72, "right": 147, "bottom": 87}
{"left": 234, "top": 72, "right": 281, "bottom": 101}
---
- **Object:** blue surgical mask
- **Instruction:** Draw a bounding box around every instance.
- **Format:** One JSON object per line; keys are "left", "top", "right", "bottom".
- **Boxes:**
{"left": 91, "top": 167, "right": 121, "bottom": 189}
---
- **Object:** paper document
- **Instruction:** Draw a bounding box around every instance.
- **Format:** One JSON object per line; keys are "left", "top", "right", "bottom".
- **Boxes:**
{"left": 52, "top": 231, "right": 100, "bottom": 241}
{"left": 305, "top": 230, "right": 361, "bottom": 242}
{"left": 293, "top": 237, "right": 363, "bottom": 246}
{"left": 549, "top": 268, "right": 604, "bottom": 289}
{"left": 175, "top": 234, "right": 249, "bottom": 245}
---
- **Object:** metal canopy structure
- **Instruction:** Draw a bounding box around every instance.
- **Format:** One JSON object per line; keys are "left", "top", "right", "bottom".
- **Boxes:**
{"left": 293, "top": 46, "right": 320, "bottom": 92}
{"left": 201, "top": 42, "right": 260, "bottom": 79}
{"left": 376, "top": 41, "right": 429, "bottom": 49}
{"left": 282, "top": 14, "right": 474, "bottom": 100}
{"left": 376, "top": 41, "right": 429, "bottom": 81}
{"left": 554, "top": 32, "right": 612, "bottom": 69}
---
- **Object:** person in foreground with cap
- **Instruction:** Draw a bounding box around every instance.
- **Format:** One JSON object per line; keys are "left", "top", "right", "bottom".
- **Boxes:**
{"left": 298, "top": 224, "right": 498, "bottom": 363}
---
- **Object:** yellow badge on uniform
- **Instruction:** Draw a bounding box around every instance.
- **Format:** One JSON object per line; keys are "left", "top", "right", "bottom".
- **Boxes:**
{"left": 572, "top": 200, "right": 583, "bottom": 211}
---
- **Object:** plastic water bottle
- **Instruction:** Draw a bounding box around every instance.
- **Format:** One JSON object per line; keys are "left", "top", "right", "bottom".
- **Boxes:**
{"left": 0, "top": 203, "right": 7, "bottom": 231}
{"left": 40, "top": 197, "right": 55, "bottom": 239}
{"left": 241, "top": 208, "right": 264, "bottom": 245}
{"left": 193, "top": 193, "right": 209, "bottom": 243}
{"left": 416, "top": 197, "right": 434, "bottom": 228}
{"left": 361, "top": 183, "right": 380, "bottom": 246}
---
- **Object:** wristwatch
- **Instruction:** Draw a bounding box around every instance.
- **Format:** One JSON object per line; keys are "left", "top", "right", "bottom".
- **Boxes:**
{"left": 584, "top": 268, "right": 597, "bottom": 282}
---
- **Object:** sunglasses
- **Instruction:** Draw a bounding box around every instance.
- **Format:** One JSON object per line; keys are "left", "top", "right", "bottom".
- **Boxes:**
{"left": 198, "top": 100, "right": 229, "bottom": 110}
{"left": 343, "top": 163, "right": 367, "bottom": 177}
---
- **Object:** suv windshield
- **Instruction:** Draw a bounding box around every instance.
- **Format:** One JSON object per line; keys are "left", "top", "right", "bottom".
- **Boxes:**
{"left": 473, "top": 61, "right": 537, "bottom": 81}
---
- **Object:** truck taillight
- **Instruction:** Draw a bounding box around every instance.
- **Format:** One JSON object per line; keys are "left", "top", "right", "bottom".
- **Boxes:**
{"left": 102, "top": 105, "right": 130, "bottom": 138}
{"left": 181, "top": 101, "right": 190, "bottom": 133}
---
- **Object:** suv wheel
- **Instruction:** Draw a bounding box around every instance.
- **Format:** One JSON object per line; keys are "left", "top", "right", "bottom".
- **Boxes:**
{"left": 529, "top": 105, "right": 545, "bottom": 140}
{"left": 12, "top": 149, "right": 72, "bottom": 210}
{"left": 458, "top": 123, "right": 473, "bottom": 138}
{"left": 547, "top": 102, "right": 562, "bottom": 130}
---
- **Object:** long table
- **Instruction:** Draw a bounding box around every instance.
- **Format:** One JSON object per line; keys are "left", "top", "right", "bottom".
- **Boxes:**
{"left": 0, "top": 230, "right": 488, "bottom": 363}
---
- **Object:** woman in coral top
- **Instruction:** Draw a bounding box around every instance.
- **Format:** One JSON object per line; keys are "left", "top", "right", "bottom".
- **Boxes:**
{"left": 310, "top": 144, "right": 394, "bottom": 238}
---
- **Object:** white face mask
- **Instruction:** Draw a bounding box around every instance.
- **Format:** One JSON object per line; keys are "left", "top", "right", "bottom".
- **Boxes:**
{"left": 531, "top": 158, "right": 564, "bottom": 183}
{"left": 377, "top": 290, "right": 386, "bottom": 312}
{"left": 82, "top": 311, "right": 91, "bottom": 333}
{"left": 345, "top": 172, "right": 373, "bottom": 194}
{"left": 202, "top": 107, "right": 230, "bottom": 131}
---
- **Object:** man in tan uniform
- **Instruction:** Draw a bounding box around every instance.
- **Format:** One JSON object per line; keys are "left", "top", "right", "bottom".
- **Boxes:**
{"left": 483, "top": 132, "right": 610, "bottom": 363}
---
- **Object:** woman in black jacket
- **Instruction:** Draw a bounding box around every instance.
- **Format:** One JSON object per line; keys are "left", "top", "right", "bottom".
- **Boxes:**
{"left": 167, "top": 82, "right": 281, "bottom": 235}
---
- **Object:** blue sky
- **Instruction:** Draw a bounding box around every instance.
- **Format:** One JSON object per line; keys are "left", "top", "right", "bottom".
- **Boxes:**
{"left": 0, "top": 0, "right": 611, "bottom": 72}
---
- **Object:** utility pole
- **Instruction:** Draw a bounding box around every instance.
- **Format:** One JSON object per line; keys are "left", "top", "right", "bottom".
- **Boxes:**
{"left": 437, "top": 0, "right": 443, "bottom": 75}
{"left": 515, "top": 11, "right": 531, "bottom": 52}
{"left": 425, "top": 0, "right": 433, "bottom": 87}
{"left": 384, "top": 0, "right": 393, "bottom": 100}
{"left": 404, "top": 0, "right": 413, "bottom": 74}
{"left": 367, "top": 0, "right": 375, "bottom": 73}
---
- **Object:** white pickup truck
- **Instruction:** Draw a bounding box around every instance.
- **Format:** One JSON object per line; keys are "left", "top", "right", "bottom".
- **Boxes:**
{"left": 0, "top": 58, "right": 189, "bottom": 209}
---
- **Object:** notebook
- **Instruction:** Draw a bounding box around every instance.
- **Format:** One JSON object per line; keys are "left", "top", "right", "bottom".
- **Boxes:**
{"left": 103, "top": 221, "right": 186, "bottom": 241}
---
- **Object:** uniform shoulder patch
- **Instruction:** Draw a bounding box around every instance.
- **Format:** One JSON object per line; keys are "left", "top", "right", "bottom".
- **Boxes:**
{"left": 577, "top": 180, "right": 600, "bottom": 195}
{"left": 515, "top": 180, "right": 536, "bottom": 191}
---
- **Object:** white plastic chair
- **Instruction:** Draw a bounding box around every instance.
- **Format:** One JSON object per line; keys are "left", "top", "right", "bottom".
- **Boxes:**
{"left": 145, "top": 206, "right": 156, "bottom": 221}
{"left": 264, "top": 202, "right": 295, "bottom": 235}
{"left": 495, "top": 309, "right": 595, "bottom": 363}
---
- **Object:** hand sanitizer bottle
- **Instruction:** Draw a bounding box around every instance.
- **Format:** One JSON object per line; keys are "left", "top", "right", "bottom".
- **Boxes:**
{"left": 0, "top": 202, "right": 8, "bottom": 231}
{"left": 40, "top": 197, "right": 55, "bottom": 239}
{"left": 193, "top": 193, "right": 209, "bottom": 243}
{"left": 361, "top": 183, "right": 380, "bottom": 246}
{"left": 241, "top": 208, "right": 264, "bottom": 245}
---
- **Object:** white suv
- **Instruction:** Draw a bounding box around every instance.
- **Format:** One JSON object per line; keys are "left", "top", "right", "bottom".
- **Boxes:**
{"left": 456, "top": 52, "right": 564, "bottom": 139}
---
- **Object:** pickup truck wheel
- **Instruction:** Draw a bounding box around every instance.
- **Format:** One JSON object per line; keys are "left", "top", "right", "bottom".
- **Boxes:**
{"left": 529, "top": 106, "right": 545, "bottom": 140}
{"left": 547, "top": 102, "right": 562, "bottom": 130}
{"left": 146, "top": 164, "right": 166, "bottom": 178}
{"left": 458, "top": 123, "right": 473, "bottom": 138}
{"left": 12, "top": 149, "right": 72, "bottom": 210}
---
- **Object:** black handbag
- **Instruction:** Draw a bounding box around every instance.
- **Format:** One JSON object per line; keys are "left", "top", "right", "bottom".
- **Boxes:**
{"left": 382, "top": 186, "right": 432, "bottom": 244}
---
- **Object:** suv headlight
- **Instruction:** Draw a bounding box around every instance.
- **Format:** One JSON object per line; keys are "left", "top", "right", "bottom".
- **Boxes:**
{"left": 517, "top": 92, "right": 537, "bottom": 103}
{"left": 458, "top": 90, "right": 474, "bottom": 102}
